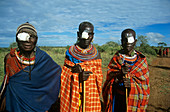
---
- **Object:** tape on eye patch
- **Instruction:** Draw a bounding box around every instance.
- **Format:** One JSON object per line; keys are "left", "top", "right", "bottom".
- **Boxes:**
{"left": 17, "top": 32, "right": 30, "bottom": 41}
{"left": 81, "top": 31, "right": 89, "bottom": 39}
{"left": 127, "top": 36, "right": 135, "bottom": 43}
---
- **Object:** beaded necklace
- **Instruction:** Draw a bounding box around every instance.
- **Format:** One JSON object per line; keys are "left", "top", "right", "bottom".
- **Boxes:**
{"left": 15, "top": 49, "right": 35, "bottom": 80}
{"left": 120, "top": 50, "right": 138, "bottom": 70}
{"left": 69, "top": 44, "right": 98, "bottom": 61}
{"left": 15, "top": 50, "right": 35, "bottom": 65}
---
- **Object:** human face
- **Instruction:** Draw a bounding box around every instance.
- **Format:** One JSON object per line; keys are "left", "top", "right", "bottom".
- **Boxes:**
{"left": 17, "top": 31, "right": 37, "bottom": 52}
{"left": 121, "top": 32, "right": 136, "bottom": 54}
{"left": 77, "top": 26, "right": 94, "bottom": 49}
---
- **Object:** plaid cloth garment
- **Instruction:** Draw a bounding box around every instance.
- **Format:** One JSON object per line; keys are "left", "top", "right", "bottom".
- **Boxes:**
{"left": 103, "top": 51, "right": 150, "bottom": 112}
{"left": 60, "top": 58, "right": 103, "bottom": 112}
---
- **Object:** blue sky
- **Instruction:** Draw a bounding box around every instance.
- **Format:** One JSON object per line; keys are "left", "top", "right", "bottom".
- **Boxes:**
{"left": 0, "top": 0, "right": 170, "bottom": 47}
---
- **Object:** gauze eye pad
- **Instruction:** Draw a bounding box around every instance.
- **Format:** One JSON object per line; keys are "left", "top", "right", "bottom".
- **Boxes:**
{"left": 17, "top": 32, "right": 30, "bottom": 41}
{"left": 81, "top": 31, "right": 89, "bottom": 39}
{"left": 127, "top": 36, "right": 135, "bottom": 43}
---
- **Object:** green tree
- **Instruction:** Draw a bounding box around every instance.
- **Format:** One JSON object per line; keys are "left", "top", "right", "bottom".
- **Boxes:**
{"left": 98, "top": 41, "right": 120, "bottom": 55}
{"left": 136, "top": 35, "right": 157, "bottom": 55}
{"left": 158, "top": 42, "right": 167, "bottom": 47}
{"left": 136, "top": 35, "right": 148, "bottom": 47}
{"left": 105, "top": 41, "right": 119, "bottom": 47}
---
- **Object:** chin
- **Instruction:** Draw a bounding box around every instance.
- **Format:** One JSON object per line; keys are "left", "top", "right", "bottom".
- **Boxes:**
{"left": 24, "top": 49, "right": 34, "bottom": 52}
{"left": 21, "top": 47, "right": 35, "bottom": 52}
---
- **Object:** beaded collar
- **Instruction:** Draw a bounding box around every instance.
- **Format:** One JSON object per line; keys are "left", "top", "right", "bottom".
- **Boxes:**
{"left": 69, "top": 44, "right": 98, "bottom": 61}
{"left": 15, "top": 49, "right": 35, "bottom": 65}
{"left": 75, "top": 44, "right": 93, "bottom": 54}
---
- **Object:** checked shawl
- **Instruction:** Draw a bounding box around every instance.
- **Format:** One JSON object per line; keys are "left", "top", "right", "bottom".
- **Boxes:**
{"left": 103, "top": 50, "right": 150, "bottom": 112}
{"left": 60, "top": 58, "right": 103, "bottom": 112}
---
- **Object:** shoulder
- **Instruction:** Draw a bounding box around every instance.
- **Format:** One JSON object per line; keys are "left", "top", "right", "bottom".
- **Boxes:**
{"left": 36, "top": 47, "right": 49, "bottom": 57}
{"left": 108, "top": 50, "right": 122, "bottom": 64}
{"left": 92, "top": 45, "right": 101, "bottom": 59}
{"left": 111, "top": 50, "right": 121, "bottom": 58}
{"left": 4, "top": 53, "right": 11, "bottom": 63}
{"left": 65, "top": 49, "right": 71, "bottom": 60}
{"left": 35, "top": 47, "right": 54, "bottom": 63}
{"left": 4, "top": 48, "right": 17, "bottom": 63}
{"left": 68, "top": 45, "right": 74, "bottom": 50}
{"left": 65, "top": 45, "right": 74, "bottom": 55}
{"left": 135, "top": 50, "right": 146, "bottom": 59}
{"left": 96, "top": 52, "right": 101, "bottom": 59}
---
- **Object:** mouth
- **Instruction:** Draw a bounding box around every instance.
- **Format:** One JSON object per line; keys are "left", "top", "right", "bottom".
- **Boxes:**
{"left": 23, "top": 44, "right": 32, "bottom": 49}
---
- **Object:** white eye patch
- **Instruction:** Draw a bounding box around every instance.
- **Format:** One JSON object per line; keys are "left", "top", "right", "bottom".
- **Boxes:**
{"left": 81, "top": 31, "right": 89, "bottom": 39}
{"left": 17, "top": 32, "right": 30, "bottom": 41}
{"left": 127, "top": 36, "right": 135, "bottom": 43}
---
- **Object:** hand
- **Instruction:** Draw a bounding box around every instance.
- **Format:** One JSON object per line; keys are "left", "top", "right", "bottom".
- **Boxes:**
{"left": 79, "top": 69, "right": 92, "bottom": 83}
{"left": 121, "top": 63, "right": 130, "bottom": 75}
{"left": 123, "top": 78, "right": 131, "bottom": 89}
{"left": 71, "top": 64, "right": 82, "bottom": 73}
{"left": 123, "top": 78, "right": 131, "bottom": 95}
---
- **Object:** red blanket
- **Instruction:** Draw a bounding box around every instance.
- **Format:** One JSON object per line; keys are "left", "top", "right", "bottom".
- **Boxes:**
{"left": 103, "top": 51, "right": 150, "bottom": 112}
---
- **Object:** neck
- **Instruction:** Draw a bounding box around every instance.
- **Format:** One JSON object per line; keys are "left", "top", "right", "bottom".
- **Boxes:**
{"left": 76, "top": 44, "right": 90, "bottom": 49}
{"left": 20, "top": 50, "right": 35, "bottom": 58}
{"left": 124, "top": 49, "right": 134, "bottom": 57}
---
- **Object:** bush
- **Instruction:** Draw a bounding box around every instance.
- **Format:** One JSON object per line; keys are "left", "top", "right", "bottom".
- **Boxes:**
{"left": 137, "top": 44, "right": 157, "bottom": 56}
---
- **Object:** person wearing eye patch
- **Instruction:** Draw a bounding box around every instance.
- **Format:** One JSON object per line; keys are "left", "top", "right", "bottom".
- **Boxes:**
{"left": 0, "top": 22, "right": 61, "bottom": 112}
{"left": 103, "top": 29, "right": 150, "bottom": 112}
{"left": 60, "top": 21, "right": 103, "bottom": 112}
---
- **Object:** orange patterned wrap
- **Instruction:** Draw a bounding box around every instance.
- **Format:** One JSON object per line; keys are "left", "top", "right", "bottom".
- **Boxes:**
{"left": 60, "top": 58, "right": 103, "bottom": 112}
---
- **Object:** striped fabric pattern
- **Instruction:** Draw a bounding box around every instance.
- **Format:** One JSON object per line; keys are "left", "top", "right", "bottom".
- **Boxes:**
{"left": 60, "top": 58, "right": 103, "bottom": 112}
{"left": 103, "top": 50, "right": 150, "bottom": 112}
{"left": 16, "top": 22, "right": 37, "bottom": 34}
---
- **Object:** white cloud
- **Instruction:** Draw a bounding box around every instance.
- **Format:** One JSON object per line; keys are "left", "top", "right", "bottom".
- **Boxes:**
{"left": 0, "top": 0, "right": 170, "bottom": 47}
{"left": 38, "top": 34, "right": 76, "bottom": 46}
{"left": 146, "top": 32, "right": 165, "bottom": 45}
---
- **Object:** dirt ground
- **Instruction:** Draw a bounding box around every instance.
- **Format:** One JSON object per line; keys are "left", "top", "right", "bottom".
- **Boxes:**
{"left": 146, "top": 56, "right": 170, "bottom": 112}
